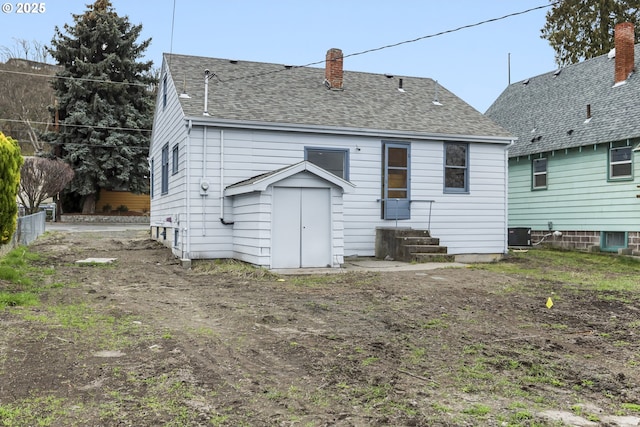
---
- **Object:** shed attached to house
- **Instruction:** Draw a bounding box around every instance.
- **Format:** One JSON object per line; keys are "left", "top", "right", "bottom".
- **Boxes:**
{"left": 225, "top": 161, "right": 354, "bottom": 268}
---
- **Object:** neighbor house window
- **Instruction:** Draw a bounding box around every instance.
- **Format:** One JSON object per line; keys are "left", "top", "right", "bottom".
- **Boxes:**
{"left": 533, "top": 157, "right": 547, "bottom": 189}
{"left": 609, "top": 146, "right": 632, "bottom": 179}
{"left": 381, "top": 141, "right": 410, "bottom": 220}
{"left": 172, "top": 144, "right": 179, "bottom": 175}
{"left": 600, "top": 231, "right": 627, "bottom": 252}
{"left": 161, "top": 144, "right": 169, "bottom": 195}
{"left": 305, "top": 147, "right": 349, "bottom": 180}
{"left": 444, "top": 142, "right": 468, "bottom": 193}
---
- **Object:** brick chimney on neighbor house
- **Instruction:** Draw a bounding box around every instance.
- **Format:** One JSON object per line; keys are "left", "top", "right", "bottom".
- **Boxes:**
{"left": 615, "top": 22, "right": 635, "bottom": 84}
{"left": 325, "top": 48, "right": 343, "bottom": 89}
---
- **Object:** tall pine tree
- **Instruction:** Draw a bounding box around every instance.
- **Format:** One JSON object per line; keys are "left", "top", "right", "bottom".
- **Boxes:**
{"left": 47, "top": 0, "right": 155, "bottom": 213}
{"left": 541, "top": 0, "right": 640, "bottom": 67}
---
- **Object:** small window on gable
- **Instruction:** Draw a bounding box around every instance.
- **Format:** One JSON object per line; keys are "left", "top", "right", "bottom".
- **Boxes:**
{"left": 533, "top": 157, "right": 547, "bottom": 189}
{"left": 609, "top": 146, "right": 632, "bottom": 179}
{"left": 600, "top": 231, "right": 627, "bottom": 252}
{"left": 444, "top": 142, "right": 468, "bottom": 193}
{"left": 161, "top": 144, "right": 169, "bottom": 195}
{"left": 162, "top": 74, "right": 167, "bottom": 109}
{"left": 172, "top": 144, "right": 179, "bottom": 175}
{"left": 305, "top": 147, "right": 349, "bottom": 180}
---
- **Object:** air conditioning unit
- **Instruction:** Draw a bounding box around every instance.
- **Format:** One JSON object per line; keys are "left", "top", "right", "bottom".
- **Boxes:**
{"left": 508, "top": 227, "right": 531, "bottom": 246}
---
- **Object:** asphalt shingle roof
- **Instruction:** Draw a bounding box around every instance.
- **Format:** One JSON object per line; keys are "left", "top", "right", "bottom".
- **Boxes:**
{"left": 164, "top": 53, "right": 511, "bottom": 139}
{"left": 485, "top": 45, "right": 640, "bottom": 158}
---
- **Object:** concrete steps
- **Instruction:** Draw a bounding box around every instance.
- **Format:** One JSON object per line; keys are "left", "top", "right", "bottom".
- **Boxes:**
{"left": 375, "top": 227, "right": 453, "bottom": 263}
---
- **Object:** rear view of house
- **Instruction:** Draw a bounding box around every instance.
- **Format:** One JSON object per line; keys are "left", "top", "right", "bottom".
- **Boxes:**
{"left": 149, "top": 48, "right": 513, "bottom": 268}
{"left": 486, "top": 23, "right": 640, "bottom": 254}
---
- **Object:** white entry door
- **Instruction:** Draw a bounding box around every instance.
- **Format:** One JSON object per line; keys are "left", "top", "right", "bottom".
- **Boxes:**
{"left": 272, "top": 187, "right": 331, "bottom": 268}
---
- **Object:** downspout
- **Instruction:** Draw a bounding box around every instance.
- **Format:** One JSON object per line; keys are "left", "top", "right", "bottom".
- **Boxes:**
{"left": 220, "top": 128, "right": 234, "bottom": 225}
{"left": 503, "top": 139, "right": 515, "bottom": 254}
{"left": 185, "top": 119, "right": 192, "bottom": 258}
{"left": 202, "top": 126, "right": 207, "bottom": 236}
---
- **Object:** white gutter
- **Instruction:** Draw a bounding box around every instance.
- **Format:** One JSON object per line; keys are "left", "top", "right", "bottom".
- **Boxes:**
{"left": 218, "top": 129, "right": 234, "bottom": 225}
{"left": 220, "top": 129, "right": 225, "bottom": 220}
{"left": 185, "top": 116, "right": 514, "bottom": 145}
{"left": 202, "top": 126, "right": 207, "bottom": 236}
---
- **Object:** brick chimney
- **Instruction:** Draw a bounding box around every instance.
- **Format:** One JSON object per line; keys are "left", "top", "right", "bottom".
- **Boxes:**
{"left": 325, "top": 48, "right": 343, "bottom": 89}
{"left": 614, "top": 22, "right": 635, "bottom": 84}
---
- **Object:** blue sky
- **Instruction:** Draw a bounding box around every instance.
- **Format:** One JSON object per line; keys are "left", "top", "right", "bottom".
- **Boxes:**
{"left": 0, "top": 0, "right": 558, "bottom": 112}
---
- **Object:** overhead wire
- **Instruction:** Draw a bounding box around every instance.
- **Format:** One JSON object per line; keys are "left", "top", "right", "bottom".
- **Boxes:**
{"left": 0, "top": 68, "right": 152, "bottom": 86}
{"left": 221, "top": 2, "right": 557, "bottom": 83}
{"left": 0, "top": 2, "right": 555, "bottom": 138}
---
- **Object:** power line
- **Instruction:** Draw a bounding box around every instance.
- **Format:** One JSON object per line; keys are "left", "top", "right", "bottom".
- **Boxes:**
{"left": 0, "top": 68, "right": 152, "bottom": 87}
{"left": 0, "top": 118, "right": 152, "bottom": 133}
{"left": 221, "top": 2, "right": 557, "bottom": 83}
{"left": 1, "top": 2, "right": 555, "bottom": 137}
{"left": 1, "top": 2, "right": 556, "bottom": 88}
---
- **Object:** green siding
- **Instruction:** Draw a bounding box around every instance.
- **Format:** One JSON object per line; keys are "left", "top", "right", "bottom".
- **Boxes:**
{"left": 509, "top": 145, "right": 640, "bottom": 231}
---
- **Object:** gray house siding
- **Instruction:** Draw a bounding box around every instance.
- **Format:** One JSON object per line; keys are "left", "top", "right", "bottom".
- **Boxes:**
{"left": 150, "top": 52, "right": 513, "bottom": 265}
{"left": 230, "top": 191, "right": 271, "bottom": 266}
{"left": 149, "top": 67, "right": 189, "bottom": 253}
{"left": 153, "top": 125, "right": 509, "bottom": 259}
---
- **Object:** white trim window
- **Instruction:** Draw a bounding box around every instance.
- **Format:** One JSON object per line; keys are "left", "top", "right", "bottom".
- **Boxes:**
{"left": 609, "top": 146, "right": 632, "bottom": 179}
{"left": 533, "top": 157, "right": 547, "bottom": 189}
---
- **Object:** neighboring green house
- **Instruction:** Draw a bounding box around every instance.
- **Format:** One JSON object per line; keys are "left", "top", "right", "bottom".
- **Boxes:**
{"left": 486, "top": 23, "right": 640, "bottom": 254}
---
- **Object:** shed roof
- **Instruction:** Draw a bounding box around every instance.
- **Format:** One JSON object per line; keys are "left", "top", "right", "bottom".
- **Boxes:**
{"left": 485, "top": 44, "right": 640, "bottom": 158}
{"left": 164, "top": 53, "right": 512, "bottom": 141}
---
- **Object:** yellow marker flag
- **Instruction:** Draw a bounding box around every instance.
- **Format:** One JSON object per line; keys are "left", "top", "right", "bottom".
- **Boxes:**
{"left": 546, "top": 297, "right": 554, "bottom": 309}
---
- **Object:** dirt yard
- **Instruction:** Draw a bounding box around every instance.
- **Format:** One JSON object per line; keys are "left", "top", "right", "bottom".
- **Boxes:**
{"left": 1, "top": 229, "right": 639, "bottom": 426}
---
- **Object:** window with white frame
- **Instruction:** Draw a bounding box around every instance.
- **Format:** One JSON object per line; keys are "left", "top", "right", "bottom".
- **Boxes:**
{"left": 533, "top": 157, "right": 547, "bottom": 189}
{"left": 609, "top": 145, "right": 632, "bottom": 179}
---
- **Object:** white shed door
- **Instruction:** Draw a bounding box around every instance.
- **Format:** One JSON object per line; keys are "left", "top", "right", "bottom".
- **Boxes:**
{"left": 272, "top": 187, "right": 331, "bottom": 268}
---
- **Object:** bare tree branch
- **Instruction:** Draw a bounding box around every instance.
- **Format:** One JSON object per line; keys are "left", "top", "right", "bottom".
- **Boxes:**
{"left": 18, "top": 157, "right": 74, "bottom": 215}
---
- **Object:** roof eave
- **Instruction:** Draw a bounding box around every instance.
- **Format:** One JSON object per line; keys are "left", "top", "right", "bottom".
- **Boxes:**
{"left": 184, "top": 116, "right": 514, "bottom": 145}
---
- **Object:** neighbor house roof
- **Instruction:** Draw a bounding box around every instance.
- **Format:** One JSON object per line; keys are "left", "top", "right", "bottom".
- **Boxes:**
{"left": 163, "top": 53, "right": 512, "bottom": 141}
{"left": 486, "top": 44, "right": 640, "bottom": 158}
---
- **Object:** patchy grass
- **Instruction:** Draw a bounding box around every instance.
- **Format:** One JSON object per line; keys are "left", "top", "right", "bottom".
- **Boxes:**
{"left": 476, "top": 248, "right": 640, "bottom": 293}
{"left": 0, "top": 246, "right": 51, "bottom": 308}
{"left": 3, "top": 237, "right": 640, "bottom": 426}
{"left": 191, "top": 258, "right": 280, "bottom": 281}
{"left": 20, "top": 303, "right": 151, "bottom": 349}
